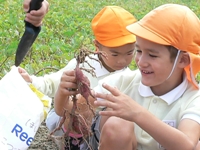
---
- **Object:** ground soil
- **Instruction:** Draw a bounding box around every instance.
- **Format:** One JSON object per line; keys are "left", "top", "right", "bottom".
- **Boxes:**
{"left": 28, "top": 122, "right": 59, "bottom": 150}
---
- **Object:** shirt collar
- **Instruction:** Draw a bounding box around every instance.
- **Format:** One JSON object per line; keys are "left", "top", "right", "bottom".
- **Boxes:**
{"left": 138, "top": 73, "right": 188, "bottom": 105}
{"left": 91, "top": 54, "right": 129, "bottom": 77}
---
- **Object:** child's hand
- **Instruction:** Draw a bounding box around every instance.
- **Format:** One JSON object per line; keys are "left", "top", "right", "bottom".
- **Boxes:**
{"left": 18, "top": 67, "right": 32, "bottom": 83}
{"left": 57, "top": 70, "right": 79, "bottom": 97}
{"left": 23, "top": 0, "right": 49, "bottom": 27}
{"left": 94, "top": 83, "right": 144, "bottom": 122}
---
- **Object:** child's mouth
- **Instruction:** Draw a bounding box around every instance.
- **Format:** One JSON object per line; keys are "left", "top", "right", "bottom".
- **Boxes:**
{"left": 141, "top": 70, "right": 153, "bottom": 74}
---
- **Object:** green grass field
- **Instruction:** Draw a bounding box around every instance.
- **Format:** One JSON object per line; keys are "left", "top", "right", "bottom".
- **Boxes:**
{"left": 1, "top": 0, "right": 200, "bottom": 80}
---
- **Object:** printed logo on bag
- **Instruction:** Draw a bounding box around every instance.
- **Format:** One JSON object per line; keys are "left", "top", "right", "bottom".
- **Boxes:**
{"left": 157, "top": 120, "right": 176, "bottom": 149}
{"left": 11, "top": 124, "right": 34, "bottom": 146}
{"left": 25, "top": 119, "right": 38, "bottom": 132}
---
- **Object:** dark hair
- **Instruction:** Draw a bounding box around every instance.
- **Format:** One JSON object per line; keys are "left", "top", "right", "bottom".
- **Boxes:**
{"left": 166, "top": 46, "right": 178, "bottom": 62}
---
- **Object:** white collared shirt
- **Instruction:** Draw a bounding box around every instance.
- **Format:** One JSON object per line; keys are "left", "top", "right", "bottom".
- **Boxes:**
{"left": 89, "top": 54, "right": 130, "bottom": 78}
{"left": 138, "top": 72, "right": 200, "bottom": 124}
{"left": 138, "top": 73, "right": 188, "bottom": 105}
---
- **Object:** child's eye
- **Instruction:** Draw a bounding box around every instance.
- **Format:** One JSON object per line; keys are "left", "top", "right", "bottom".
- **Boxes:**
{"left": 111, "top": 54, "right": 118, "bottom": 56}
{"left": 149, "top": 54, "right": 157, "bottom": 57}
{"left": 127, "top": 51, "right": 134, "bottom": 55}
{"left": 136, "top": 49, "right": 142, "bottom": 53}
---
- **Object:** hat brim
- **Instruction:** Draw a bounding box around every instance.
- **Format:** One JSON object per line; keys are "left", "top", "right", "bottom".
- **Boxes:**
{"left": 98, "top": 34, "right": 136, "bottom": 47}
{"left": 126, "top": 22, "right": 170, "bottom": 46}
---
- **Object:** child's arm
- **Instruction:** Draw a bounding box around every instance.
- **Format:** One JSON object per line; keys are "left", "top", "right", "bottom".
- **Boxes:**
{"left": 18, "top": 58, "right": 77, "bottom": 98}
{"left": 95, "top": 83, "right": 200, "bottom": 150}
{"left": 54, "top": 70, "right": 78, "bottom": 116}
{"left": 54, "top": 70, "right": 96, "bottom": 116}
{"left": 54, "top": 70, "right": 96, "bottom": 134}
{"left": 23, "top": 0, "right": 49, "bottom": 27}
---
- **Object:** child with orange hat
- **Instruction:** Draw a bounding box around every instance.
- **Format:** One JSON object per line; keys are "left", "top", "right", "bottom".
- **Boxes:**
{"left": 19, "top": 5, "right": 137, "bottom": 150}
{"left": 55, "top": 4, "right": 200, "bottom": 150}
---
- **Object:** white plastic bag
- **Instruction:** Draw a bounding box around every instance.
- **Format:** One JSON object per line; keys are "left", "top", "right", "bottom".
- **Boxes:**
{"left": 0, "top": 66, "right": 51, "bottom": 150}
{"left": 0, "top": 128, "right": 8, "bottom": 150}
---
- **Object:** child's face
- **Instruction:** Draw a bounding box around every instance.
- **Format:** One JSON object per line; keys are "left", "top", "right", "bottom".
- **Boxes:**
{"left": 99, "top": 43, "right": 135, "bottom": 72}
{"left": 135, "top": 37, "right": 177, "bottom": 89}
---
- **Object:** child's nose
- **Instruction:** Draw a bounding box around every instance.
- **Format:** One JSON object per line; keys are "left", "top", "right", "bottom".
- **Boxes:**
{"left": 117, "top": 58, "right": 126, "bottom": 64}
{"left": 137, "top": 55, "right": 148, "bottom": 67}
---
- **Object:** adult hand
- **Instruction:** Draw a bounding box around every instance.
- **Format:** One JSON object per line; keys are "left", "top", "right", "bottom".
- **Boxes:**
{"left": 18, "top": 67, "right": 32, "bottom": 83}
{"left": 23, "top": 0, "right": 49, "bottom": 27}
{"left": 94, "top": 83, "right": 144, "bottom": 122}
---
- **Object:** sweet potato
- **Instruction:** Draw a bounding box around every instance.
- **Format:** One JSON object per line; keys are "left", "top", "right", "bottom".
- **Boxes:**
{"left": 50, "top": 48, "right": 107, "bottom": 149}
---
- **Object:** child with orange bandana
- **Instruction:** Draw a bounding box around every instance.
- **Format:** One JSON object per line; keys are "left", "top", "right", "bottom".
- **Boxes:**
{"left": 19, "top": 5, "right": 137, "bottom": 150}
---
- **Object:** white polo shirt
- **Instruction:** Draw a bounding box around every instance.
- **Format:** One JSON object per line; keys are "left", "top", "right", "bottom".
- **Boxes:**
{"left": 95, "top": 69, "right": 200, "bottom": 150}
{"left": 31, "top": 54, "right": 131, "bottom": 97}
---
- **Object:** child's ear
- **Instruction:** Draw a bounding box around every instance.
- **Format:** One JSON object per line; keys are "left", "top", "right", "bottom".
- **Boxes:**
{"left": 179, "top": 52, "right": 190, "bottom": 68}
{"left": 93, "top": 40, "right": 100, "bottom": 51}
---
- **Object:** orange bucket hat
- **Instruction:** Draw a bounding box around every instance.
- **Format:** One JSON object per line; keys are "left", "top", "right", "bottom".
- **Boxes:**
{"left": 126, "top": 4, "right": 200, "bottom": 89}
{"left": 92, "top": 6, "right": 137, "bottom": 47}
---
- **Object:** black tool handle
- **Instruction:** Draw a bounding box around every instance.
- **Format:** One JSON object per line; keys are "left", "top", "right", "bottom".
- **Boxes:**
{"left": 15, "top": 0, "right": 44, "bottom": 66}
{"left": 28, "top": 0, "right": 44, "bottom": 12}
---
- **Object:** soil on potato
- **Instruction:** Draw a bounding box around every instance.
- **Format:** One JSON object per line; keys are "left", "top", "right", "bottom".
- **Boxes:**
{"left": 28, "top": 121, "right": 59, "bottom": 150}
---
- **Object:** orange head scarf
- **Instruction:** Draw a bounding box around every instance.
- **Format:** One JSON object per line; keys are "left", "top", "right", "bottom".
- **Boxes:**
{"left": 92, "top": 6, "right": 137, "bottom": 47}
{"left": 127, "top": 4, "right": 200, "bottom": 89}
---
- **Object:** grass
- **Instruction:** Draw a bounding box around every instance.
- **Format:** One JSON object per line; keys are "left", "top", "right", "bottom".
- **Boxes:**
{"left": 0, "top": 0, "right": 200, "bottom": 80}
